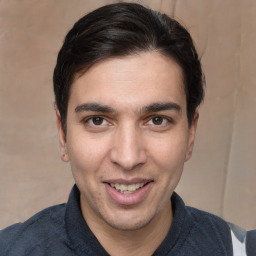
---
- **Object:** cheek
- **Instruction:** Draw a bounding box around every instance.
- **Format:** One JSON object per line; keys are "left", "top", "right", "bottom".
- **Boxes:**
{"left": 66, "top": 132, "right": 110, "bottom": 175}
{"left": 149, "top": 133, "right": 188, "bottom": 168}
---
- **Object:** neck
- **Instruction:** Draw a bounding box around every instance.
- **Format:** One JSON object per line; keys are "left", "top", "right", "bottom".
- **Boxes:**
{"left": 81, "top": 201, "right": 173, "bottom": 256}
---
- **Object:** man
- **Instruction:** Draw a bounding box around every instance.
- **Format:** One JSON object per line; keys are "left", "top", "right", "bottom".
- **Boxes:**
{"left": 0, "top": 2, "right": 255, "bottom": 256}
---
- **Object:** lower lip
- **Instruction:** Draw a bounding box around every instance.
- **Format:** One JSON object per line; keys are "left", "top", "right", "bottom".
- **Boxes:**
{"left": 104, "top": 182, "right": 152, "bottom": 206}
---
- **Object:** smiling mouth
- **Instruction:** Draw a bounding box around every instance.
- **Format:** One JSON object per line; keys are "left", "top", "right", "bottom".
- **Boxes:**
{"left": 109, "top": 182, "right": 148, "bottom": 194}
{"left": 104, "top": 180, "right": 153, "bottom": 205}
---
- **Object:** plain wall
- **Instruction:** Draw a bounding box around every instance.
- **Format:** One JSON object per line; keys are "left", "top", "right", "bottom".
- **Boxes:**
{"left": 1, "top": 0, "right": 256, "bottom": 229}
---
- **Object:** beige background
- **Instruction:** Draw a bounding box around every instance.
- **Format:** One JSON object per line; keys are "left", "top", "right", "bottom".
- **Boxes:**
{"left": 0, "top": 0, "right": 255, "bottom": 230}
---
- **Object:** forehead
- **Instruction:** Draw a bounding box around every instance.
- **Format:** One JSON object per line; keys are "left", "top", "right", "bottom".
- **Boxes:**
{"left": 69, "top": 52, "right": 186, "bottom": 111}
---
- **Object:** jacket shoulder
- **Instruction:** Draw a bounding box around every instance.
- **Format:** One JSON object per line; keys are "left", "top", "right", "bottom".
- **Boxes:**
{"left": 0, "top": 204, "right": 67, "bottom": 256}
{"left": 187, "top": 206, "right": 231, "bottom": 231}
{"left": 184, "top": 206, "right": 233, "bottom": 255}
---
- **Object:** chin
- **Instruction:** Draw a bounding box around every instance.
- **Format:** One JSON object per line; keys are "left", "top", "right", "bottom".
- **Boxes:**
{"left": 102, "top": 211, "right": 155, "bottom": 231}
{"left": 107, "top": 220, "right": 151, "bottom": 231}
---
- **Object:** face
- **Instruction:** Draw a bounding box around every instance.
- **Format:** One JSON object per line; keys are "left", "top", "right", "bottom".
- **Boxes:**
{"left": 57, "top": 51, "right": 198, "bottom": 232}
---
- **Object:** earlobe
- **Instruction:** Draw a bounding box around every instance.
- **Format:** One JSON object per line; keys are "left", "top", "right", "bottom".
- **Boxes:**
{"left": 56, "top": 110, "right": 69, "bottom": 162}
{"left": 185, "top": 110, "right": 199, "bottom": 162}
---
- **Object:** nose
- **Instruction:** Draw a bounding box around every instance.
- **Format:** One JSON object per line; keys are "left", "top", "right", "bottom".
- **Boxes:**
{"left": 110, "top": 124, "right": 147, "bottom": 171}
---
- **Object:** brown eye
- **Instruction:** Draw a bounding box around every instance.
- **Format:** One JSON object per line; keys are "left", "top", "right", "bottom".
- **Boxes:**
{"left": 91, "top": 117, "right": 104, "bottom": 125}
{"left": 152, "top": 116, "right": 164, "bottom": 125}
{"left": 83, "top": 116, "right": 111, "bottom": 131}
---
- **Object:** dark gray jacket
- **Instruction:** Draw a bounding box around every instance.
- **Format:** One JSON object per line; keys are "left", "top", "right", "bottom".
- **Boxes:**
{"left": 0, "top": 185, "right": 255, "bottom": 255}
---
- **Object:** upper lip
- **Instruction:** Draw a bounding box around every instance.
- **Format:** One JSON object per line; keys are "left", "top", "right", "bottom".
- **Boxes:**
{"left": 103, "top": 178, "right": 153, "bottom": 185}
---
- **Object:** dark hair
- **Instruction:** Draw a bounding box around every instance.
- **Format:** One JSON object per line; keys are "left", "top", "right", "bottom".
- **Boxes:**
{"left": 53, "top": 2, "right": 204, "bottom": 132}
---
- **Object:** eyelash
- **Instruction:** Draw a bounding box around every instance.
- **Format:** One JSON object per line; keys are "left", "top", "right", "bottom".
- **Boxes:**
{"left": 83, "top": 116, "right": 109, "bottom": 126}
{"left": 146, "top": 115, "right": 173, "bottom": 126}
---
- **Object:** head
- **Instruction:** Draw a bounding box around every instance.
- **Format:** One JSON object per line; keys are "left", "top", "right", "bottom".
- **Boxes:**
{"left": 53, "top": 2, "right": 205, "bottom": 235}
{"left": 53, "top": 2, "right": 204, "bottom": 134}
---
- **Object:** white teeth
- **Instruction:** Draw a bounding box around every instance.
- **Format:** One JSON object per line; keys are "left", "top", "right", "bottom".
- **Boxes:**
{"left": 110, "top": 183, "right": 145, "bottom": 193}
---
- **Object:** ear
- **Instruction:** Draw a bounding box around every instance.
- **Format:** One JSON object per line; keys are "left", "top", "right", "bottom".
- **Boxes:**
{"left": 56, "top": 110, "right": 69, "bottom": 162}
{"left": 185, "top": 109, "right": 199, "bottom": 162}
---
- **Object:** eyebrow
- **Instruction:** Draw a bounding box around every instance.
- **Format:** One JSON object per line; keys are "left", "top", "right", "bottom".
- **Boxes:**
{"left": 75, "top": 103, "right": 115, "bottom": 114}
{"left": 140, "top": 102, "right": 181, "bottom": 114}
{"left": 74, "top": 102, "right": 181, "bottom": 115}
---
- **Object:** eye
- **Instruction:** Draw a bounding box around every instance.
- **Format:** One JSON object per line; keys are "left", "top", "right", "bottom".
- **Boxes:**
{"left": 85, "top": 116, "right": 109, "bottom": 126}
{"left": 147, "top": 116, "right": 169, "bottom": 126}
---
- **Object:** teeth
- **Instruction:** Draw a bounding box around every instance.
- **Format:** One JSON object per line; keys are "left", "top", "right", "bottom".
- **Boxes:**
{"left": 110, "top": 183, "right": 145, "bottom": 193}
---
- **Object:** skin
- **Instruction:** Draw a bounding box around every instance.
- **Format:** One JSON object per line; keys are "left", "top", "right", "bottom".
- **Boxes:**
{"left": 57, "top": 51, "right": 198, "bottom": 256}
